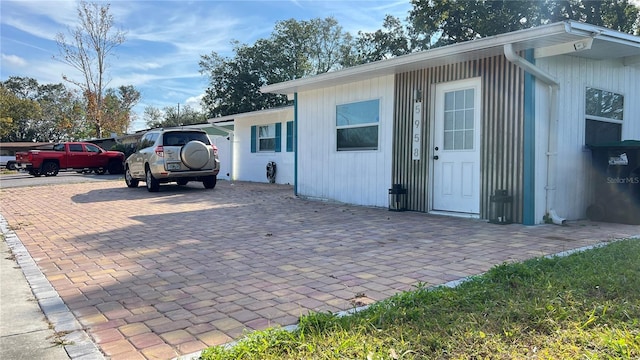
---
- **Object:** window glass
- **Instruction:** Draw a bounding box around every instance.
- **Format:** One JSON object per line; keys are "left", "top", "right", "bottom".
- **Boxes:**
{"left": 86, "top": 144, "right": 101, "bottom": 153}
{"left": 337, "top": 126, "right": 378, "bottom": 150}
{"left": 163, "top": 132, "right": 209, "bottom": 146}
{"left": 53, "top": 144, "right": 65, "bottom": 151}
{"left": 585, "top": 88, "right": 624, "bottom": 146}
{"left": 69, "top": 144, "right": 83, "bottom": 152}
{"left": 586, "top": 87, "right": 624, "bottom": 120}
{"left": 443, "top": 89, "right": 474, "bottom": 150}
{"left": 586, "top": 120, "right": 621, "bottom": 146}
{"left": 139, "top": 133, "right": 158, "bottom": 149}
{"left": 258, "top": 124, "right": 276, "bottom": 152}
{"left": 336, "top": 99, "right": 379, "bottom": 151}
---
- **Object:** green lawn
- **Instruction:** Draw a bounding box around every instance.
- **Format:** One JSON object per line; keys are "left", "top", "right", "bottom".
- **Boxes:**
{"left": 200, "top": 238, "right": 640, "bottom": 359}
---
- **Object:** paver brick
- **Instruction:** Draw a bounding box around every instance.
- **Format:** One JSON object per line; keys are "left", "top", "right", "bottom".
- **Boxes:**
{"left": 2, "top": 180, "right": 638, "bottom": 360}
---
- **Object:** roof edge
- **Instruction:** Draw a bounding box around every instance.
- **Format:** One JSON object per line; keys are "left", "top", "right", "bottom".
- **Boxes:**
{"left": 261, "top": 21, "right": 638, "bottom": 95}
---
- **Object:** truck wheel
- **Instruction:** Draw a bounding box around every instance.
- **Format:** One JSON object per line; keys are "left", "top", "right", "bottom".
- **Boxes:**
{"left": 145, "top": 168, "right": 159, "bottom": 192}
{"left": 6, "top": 161, "right": 17, "bottom": 171}
{"left": 203, "top": 175, "right": 217, "bottom": 189}
{"left": 125, "top": 166, "right": 139, "bottom": 188}
{"left": 108, "top": 160, "right": 123, "bottom": 174}
{"left": 42, "top": 161, "right": 59, "bottom": 176}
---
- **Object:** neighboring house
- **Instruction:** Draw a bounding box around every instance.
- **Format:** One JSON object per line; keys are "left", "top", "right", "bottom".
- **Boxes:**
{"left": 210, "top": 106, "right": 295, "bottom": 185}
{"left": 262, "top": 21, "right": 640, "bottom": 225}
{"left": 0, "top": 142, "right": 53, "bottom": 169}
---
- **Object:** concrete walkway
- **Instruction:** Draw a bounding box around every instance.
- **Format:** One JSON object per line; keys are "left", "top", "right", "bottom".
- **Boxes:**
{"left": 1, "top": 180, "right": 639, "bottom": 360}
{"left": 1, "top": 236, "right": 71, "bottom": 360}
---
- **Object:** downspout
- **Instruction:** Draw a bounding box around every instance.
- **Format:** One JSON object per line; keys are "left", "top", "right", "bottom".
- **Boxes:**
{"left": 504, "top": 44, "right": 566, "bottom": 225}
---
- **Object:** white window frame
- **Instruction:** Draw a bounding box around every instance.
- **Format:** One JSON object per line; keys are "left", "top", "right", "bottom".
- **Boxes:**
{"left": 257, "top": 124, "right": 276, "bottom": 152}
{"left": 585, "top": 87, "right": 624, "bottom": 145}
{"left": 335, "top": 99, "right": 380, "bottom": 151}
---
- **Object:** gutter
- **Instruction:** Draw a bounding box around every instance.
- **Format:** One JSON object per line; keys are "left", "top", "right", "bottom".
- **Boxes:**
{"left": 504, "top": 43, "right": 566, "bottom": 225}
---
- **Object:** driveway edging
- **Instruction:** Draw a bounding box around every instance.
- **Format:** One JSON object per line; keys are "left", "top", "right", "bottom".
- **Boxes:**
{"left": 1, "top": 214, "right": 105, "bottom": 360}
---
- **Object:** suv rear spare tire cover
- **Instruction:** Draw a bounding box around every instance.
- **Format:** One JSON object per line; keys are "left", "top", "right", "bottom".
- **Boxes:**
{"left": 181, "top": 140, "right": 210, "bottom": 169}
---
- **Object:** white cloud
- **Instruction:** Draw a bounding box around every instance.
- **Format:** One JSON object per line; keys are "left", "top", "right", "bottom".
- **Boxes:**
{"left": 1, "top": 53, "right": 27, "bottom": 67}
{"left": 185, "top": 93, "right": 204, "bottom": 110}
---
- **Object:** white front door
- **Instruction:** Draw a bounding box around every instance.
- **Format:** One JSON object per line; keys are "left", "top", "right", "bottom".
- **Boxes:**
{"left": 432, "top": 78, "right": 481, "bottom": 215}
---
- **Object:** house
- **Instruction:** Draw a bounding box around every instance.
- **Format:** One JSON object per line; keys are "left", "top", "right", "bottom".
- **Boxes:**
{"left": 262, "top": 21, "right": 640, "bottom": 225}
{"left": 209, "top": 106, "right": 295, "bottom": 184}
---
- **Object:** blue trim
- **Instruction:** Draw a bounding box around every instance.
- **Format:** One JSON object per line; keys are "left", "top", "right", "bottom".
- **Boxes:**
{"left": 250, "top": 125, "right": 256, "bottom": 153}
{"left": 294, "top": 93, "right": 298, "bottom": 195}
{"left": 523, "top": 49, "right": 536, "bottom": 225}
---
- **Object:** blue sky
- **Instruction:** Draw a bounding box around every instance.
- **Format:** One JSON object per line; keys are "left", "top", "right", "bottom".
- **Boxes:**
{"left": 1, "top": 0, "right": 413, "bottom": 132}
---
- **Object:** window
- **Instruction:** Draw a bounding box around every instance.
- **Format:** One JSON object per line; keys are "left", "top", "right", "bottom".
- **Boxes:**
{"left": 443, "top": 89, "right": 475, "bottom": 150}
{"left": 251, "top": 123, "right": 281, "bottom": 153}
{"left": 139, "top": 133, "right": 159, "bottom": 149}
{"left": 336, "top": 99, "right": 379, "bottom": 151}
{"left": 86, "top": 144, "right": 101, "bottom": 153}
{"left": 585, "top": 87, "right": 623, "bottom": 146}
{"left": 258, "top": 125, "right": 276, "bottom": 151}
{"left": 69, "top": 144, "right": 83, "bottom": 152}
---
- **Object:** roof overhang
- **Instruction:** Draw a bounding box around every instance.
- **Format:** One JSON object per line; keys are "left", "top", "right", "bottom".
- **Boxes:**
{"left": 261, "top": 21, "right": 640, "bottom": 95}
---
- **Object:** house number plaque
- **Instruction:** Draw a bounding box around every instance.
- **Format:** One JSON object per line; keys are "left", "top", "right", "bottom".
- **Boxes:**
{"left": 412, "top": 100, "right": 422, "bottom": 160}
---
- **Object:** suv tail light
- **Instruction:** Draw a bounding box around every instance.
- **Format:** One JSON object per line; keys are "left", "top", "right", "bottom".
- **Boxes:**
{"left": 211, "top": 145, "right": 218, "bottom": 156}
{"left": 155, "top": 145, "right": 164, "bottom": 157}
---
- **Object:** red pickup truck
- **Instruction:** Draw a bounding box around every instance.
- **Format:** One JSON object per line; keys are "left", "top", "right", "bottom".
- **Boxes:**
{"left": 16, "top": 142, "right": 125, "bottom": 177}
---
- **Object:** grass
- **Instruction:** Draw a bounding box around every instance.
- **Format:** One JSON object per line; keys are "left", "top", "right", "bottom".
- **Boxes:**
{"left": 200, "top": 238, "right": 640, "bottom": 360}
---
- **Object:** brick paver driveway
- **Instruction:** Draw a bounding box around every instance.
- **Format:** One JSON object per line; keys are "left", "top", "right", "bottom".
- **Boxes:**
{"left": 1, "top": 180, "right": 639, "bottom": 359}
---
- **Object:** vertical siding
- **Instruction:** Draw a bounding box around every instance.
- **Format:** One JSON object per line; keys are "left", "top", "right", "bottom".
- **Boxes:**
{"left": 393, "top": 55, "right": 526, "bottom": 222}
{"left": 534, "top": 56, "right": 640, "bottom": 221}
{"left": 297, "top": 75, "right": 395, "bottom": 207}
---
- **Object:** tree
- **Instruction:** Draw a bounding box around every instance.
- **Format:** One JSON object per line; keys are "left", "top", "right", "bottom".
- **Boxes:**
{"left": 143, "top": 106, "right": 164, "bottom": 129}
{"left": 200, "top": 17, "right": 354, "bottom": 117}
{"left": 144, "top": 104, "right": 207, "bottom": 129}
{"left": 409, "top": 0, "right": 640, "bottom": 49}
{"left": 1, "top": 77, "right": 86, "bottom": 142}
{"left": 33, "top": 83, "right": 87, "bottom": 142}
{"left": 0, "top": 86, "right": 42, "bottom": 141}
{"left": 54, "top": 0, "right": 126, "bottom": 138}
{"left": 101, "top": 85, "right": 140, "bottom": 136}
{"left": 350, "top": 15, "right": 414, "bottom": 65}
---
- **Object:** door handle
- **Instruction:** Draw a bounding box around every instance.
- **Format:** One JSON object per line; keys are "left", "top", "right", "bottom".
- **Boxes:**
{"left": 433, "top": 155, "right": 439, "bottom": 160}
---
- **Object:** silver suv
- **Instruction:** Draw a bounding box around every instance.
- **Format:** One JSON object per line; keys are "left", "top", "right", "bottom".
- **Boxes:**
{"left": 125, "top": 128, "right": 220, "bottom": 192}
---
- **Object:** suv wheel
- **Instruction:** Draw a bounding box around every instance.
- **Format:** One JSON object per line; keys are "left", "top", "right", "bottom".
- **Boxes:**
{"left": 203, "top": 175, "right": 217, "bottom": 189}
{"left": 125, "top": 166, "right": 139, "bottom": 188}
{"left": 146, "top": 168, "right": 160, "bottom": 192}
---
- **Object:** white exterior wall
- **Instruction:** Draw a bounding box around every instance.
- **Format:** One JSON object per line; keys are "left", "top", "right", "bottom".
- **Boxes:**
{"left": 210, "top": 135, "right": 232, "bottom": 181}
{"left": 232, "top": 107, "right": 295, "bottom": 184}
{"left": 534, "top": 56, "right": 640, "bottom": 222}
{"left": 296, "top": 75, "right": 395, "bottom": 207}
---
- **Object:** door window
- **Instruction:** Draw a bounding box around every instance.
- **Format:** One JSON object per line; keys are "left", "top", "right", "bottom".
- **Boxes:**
{"left": 443, "top": 89, "right": 475, "bottom": 150}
